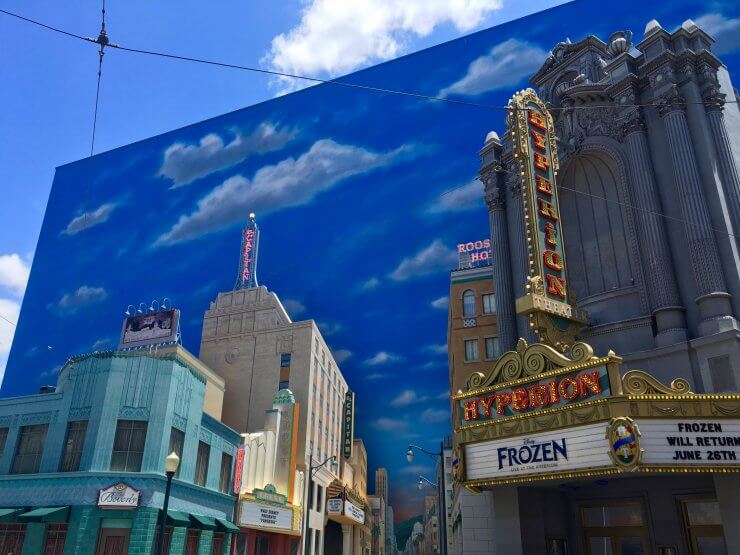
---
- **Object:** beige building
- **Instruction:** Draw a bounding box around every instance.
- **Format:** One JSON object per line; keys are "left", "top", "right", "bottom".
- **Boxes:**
{"left": 368, "top": 495, "right": 386, "bottom": 555}
{"left": 447, "top": 265, "right": 498, "bottom": 396}
{"left": 199, "top": 285, "right": 351, "bottom": 554}
{"left": 422, "top": 495, "right": 439, "bottom": 555}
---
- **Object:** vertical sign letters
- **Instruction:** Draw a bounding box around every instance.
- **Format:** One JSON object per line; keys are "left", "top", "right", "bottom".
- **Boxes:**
{"left": 343, "top": 390, "right": 355, "bottom": 460}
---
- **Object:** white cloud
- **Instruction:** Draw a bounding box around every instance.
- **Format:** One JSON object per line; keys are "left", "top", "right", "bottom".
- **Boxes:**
{"left": 440, "top": 38, "right": 548, "bottom": 97}
{"left": 364, "top": 351, "right": 403, "bottom": 366}
{"left": 282, "top": 298, "right": 306, "bottom": 316}
{"left": 58, "top": 286, "right": 107, "bottom": 313}
{"left": 265, "top": 0, "right": 503, "bottom": 92}
{"left": 419, "top": 407, "right": 449, "bottom": 423}
{"left": 62, "top": 203, "right": 117, "bottom": 236}
{"left": 390, "top": 389, "right": 426, "bottom": 408}
{"left": 333, "top": 349, "right": 353, "bottom": 364}
{"left": 431, "top": 296, "right": 449, "bottom": 310}
{"left": 318, "top": 321, "right": 343, "bottom": 336}
{"left": 428, "top": 180, "right": 483, "bottom": 213}
{"left": 159, "top": 122, "right": 297, "bottom": 187}
{"left": 0, "top": 298, "right": 21, "bottom": 385}
{"left": 365, "top": 372, "right": 386, "bottom": 380}
{"left": 400, "top": 464, "right": 433, "bottom": 476}
{"left": 389, "top": 239, "right": 457, "bottom": 281}
{"left": 423, "top": 343, "right": 447, "bottom": 355}
{"left": 371, "top": 417, "right": 407, "bottom": 431}
{"left": 436, "top": 390, "right": 451, "bottom": 400}
{"left": 0, "top": 254, "right": 30, "bottom": 296}
{"left": 157, "top": 139, "right": 413, "bottom": 245}
{"left": 91, "top": 338, "right": 112, "bottom": 352}
{"left": 695, "top": 13, "right": 740, "bottom": 54}
{"left": 358, "top": 277, "right": 380, "bottom": 292}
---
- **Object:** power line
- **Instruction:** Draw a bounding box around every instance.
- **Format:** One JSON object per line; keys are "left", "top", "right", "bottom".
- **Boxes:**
{"left": 0, "top": 313, "right": 17, "bottom": 327}
{"left": 0, "top": 7, "right": 737, "bottom": 113}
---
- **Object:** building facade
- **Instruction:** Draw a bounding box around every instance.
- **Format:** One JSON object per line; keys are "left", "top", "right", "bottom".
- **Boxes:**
{"left": 199, "top": 217, "right": 354, "bottom": 555}
{"left": 422, "top": 496, "right": 438, "bottom": 555}
{"left": 435, "top": 437, "right": 453, "bottom": 555}
{"left": 451, "top": 18, "right": 740, "bottom": 555}
{"left": 0, "top": 345, "right": 240, "bottom": 554}
{"left": 368, "top": 495, "right": 385, "bottom": 555}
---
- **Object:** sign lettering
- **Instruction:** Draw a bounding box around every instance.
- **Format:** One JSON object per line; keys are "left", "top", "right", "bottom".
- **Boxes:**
{"left": 343, "top": 391, "right": 355, "bottom": 460}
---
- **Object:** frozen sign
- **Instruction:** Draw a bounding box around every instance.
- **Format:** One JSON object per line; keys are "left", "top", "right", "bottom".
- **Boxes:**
{"left": 639, "top": 420, "right": 740, "bottom": 465}
{"left": 465, "top": 423, "right": 611, "bottom": 482}
{"left": 457, "top": 239, "right": 491, "bottom": 269}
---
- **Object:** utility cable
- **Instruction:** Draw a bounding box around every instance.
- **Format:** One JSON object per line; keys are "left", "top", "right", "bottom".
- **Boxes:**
{"left": 0, "top": 7, "right": 737, "bottom": 113}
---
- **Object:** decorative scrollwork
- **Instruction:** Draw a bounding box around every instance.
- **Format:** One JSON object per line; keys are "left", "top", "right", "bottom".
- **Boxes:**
{"left": 465, "top": 340, "right": 598, "bottom": 390}
{"left": 622, "top": 370, "right": 693, "bottom": 395}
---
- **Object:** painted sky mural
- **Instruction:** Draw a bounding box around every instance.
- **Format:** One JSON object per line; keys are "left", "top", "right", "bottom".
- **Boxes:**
{"left": 4, "top": 0, "right": 739, "bottom": 520}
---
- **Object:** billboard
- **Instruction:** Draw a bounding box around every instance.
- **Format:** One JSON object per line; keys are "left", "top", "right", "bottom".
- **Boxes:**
{"left": 118, "top": 309, "right": 179, "bottom": 349}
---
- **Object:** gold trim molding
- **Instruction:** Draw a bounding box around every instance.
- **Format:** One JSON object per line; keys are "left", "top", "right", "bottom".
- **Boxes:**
{"left": 622, "top": 369, "right": 692, "bottom": 395}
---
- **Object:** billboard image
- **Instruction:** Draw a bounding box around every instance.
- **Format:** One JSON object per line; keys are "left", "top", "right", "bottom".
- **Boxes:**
{"left": 118, "top": 309, "right": 178, "bottom": 349}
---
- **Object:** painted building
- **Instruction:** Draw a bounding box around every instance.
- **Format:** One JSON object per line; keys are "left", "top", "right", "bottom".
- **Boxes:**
{"left": 435, "top": 438, "right": 453, "bottom": 555}
{"left": 401, "top": 521, "right": 424, "bottom": 555}
{"left": 234, "top": 388, "right": 303, "bottom": 554}
{"left": 199, "top": 217, "right": 354, "bottom": 554}
{"left": 447, "top": 264, "right": 497, "bottom": 397}
{"left": 0, "top": 344, "right": 240, "bottom": 554}
{"left": 368, "top": 495, "right": 385, "bottom": 555}
{"left": 422, "top": 496, "right": 438, "bottom": 555}
{"left": 451, "top": 18, "right": 740, "bottom": 555}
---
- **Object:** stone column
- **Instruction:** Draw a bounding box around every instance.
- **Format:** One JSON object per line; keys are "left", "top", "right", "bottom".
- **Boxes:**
{"left": 341, "top": 523, "right": 353, "bottom": 555}
{"left": 656, "top": 86, "right": 735, "bottom": 335}
{"left": 484, "top": 184, "right": 518, "bottom": 352}
{"left": 621, "top": 109, "right": 687, "bottom": 345}
{"left": 507, "top": 174, "right": 536, "bottom": 343}
{"left": 490, "top": 486, "right": 523, "bottom": 555}
{"left": 714, "top": 474, "right": 740, "bottom": 554}
{"left": 481, "top": 134, "right": 518, "bottom": 352}
{"left": 21, "top": 523, "right": 46, "bottom": 555}
{"left": 702, "top": 82, "right": 740, "bottom": 245}
{"left": 197, "top": 529, "right": 214, "bottom": 554}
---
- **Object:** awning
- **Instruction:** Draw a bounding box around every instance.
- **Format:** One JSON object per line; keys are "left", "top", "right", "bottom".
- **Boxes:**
{"left": 189, "top": 513, "right": 217, "bottom": 530}
{"left": 0, "top": 508, "right": 23, "bottom": 522}
{"left": 165, "top": 510, "right": 190, "bottom": 526}
{"left": 216, "top": 518, "right": 240, "bottom": 533}
{"left": 18, "top": 506, "right": 69, "bottom": 523}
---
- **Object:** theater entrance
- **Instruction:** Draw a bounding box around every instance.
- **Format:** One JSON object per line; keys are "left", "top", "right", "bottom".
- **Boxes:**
{"left": 581, "top": 501, "right": 649, "bottom": 555}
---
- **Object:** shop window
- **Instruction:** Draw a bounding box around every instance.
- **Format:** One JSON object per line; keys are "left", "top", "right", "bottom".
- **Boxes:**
{"left": 160, "top": 527, "right": 173, "bottom": 555}
{"left": 0, "top": 523, "right": 25, "bottom": 554}
{"left": 168, "top": 427, "right": 185, "bottom": 478}
{"left": 59, "top": 420, "right": 88, "bottom": 472}
{"left": 681, "top": 499, "right": 727, "bottom": 555}
{"left": 195, "top": 441, "right": 210, "bottom": 486}
{"left": 464, "top": 339, "right": 478, "bottom": 362}
{"left": 211, "top": 532, "right": 224, "bottom": 555}
{"left": 256, "top": 536, "right": 270, "bottom": 555}
{"left": 185, "top": 530, "right": 199, "bottom": 555}
{"left": 43, "top": 524, "right": 67, "bottom": 555}
{"left": 219, "top": 452, "right": 233, "bottom": 493}
{"left": 315, "top": 484, "right": 323, "bottom": 512}
{"left": 0, "top": 427, "right": 8, "bottom": 459}
{"left": 11, "top": 423, "right": 49, "bottom": 474}
{"left": 110, "top": 420, "right": 147, "bottom": 472}
{"left": 482, "top": 293, "right": 496, "bottom": 314}
{"left": 462, "top": 290, "right": 475, "bottom": 317}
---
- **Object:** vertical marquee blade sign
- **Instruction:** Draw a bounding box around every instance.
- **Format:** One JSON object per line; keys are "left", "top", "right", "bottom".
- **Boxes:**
{"left": 342, "top": 391, "right": 355, "bottom": 460}
{"left": 509, "top": 89, "right": 587, "bottom": 349}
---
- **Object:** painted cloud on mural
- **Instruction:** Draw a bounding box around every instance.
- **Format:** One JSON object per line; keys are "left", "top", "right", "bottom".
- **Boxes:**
{"left": 159, "top": 122, "right": 297, "bottom": 187}
{"left": 62, "top": 203, "right": 118, "bottom": 236}
{"left": 440, "top": 38, "right": 548, "bottom": 97}
{"left": 156, "top": 139, "right": 416, "bottom": 245}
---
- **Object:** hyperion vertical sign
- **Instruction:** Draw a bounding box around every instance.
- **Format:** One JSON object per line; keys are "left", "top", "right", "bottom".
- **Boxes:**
{"left": 509, "top": 89, "right": 587, "bottom": 349}
{"left": 235, "top": 213, "right": 260, "bottom": 290}
{"left": 343, "top": 391, "right": 355, "bottom": 460}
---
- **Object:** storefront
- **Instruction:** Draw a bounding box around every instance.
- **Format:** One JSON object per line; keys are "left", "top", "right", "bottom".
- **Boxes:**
{"left": 234, "top": 487, "right": 301, "bottom": 554}
{"left": 325, "top": 481, "right": 370, "bottom": 555}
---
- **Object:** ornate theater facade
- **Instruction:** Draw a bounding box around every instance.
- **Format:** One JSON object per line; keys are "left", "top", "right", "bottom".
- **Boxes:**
{"left": 452, "top": 20, "right": 740, "bottom": 555}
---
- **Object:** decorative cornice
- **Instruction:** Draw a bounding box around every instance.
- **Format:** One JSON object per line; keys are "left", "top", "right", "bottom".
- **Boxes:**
{"left": 654, "top": 85, "right": 685, "bottom": 117}
{"left": 701, "top": 81, "right": 726, "bottom": 112}
{"left": 620, "top": 109, "right": 647, "bottom": 138}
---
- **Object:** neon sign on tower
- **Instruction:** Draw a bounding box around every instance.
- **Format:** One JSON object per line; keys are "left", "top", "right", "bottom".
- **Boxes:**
{"left": 235, "top": 213, "right": 260, "bottom": 290}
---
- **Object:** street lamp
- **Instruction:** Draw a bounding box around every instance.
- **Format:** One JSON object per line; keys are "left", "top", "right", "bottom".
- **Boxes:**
{"left": 303, "top": 451, "right": 338, "bottom": 555}
{"left": 155, "top": 451, "right": 180, "bottom": 555}
{"left": 406, "top": 443, "right": 447, "bottom": 555}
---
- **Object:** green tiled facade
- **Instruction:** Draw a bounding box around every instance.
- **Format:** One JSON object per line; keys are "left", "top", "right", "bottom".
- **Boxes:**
{"left": 0, "top": 349, "right": 241, "bottom": 553}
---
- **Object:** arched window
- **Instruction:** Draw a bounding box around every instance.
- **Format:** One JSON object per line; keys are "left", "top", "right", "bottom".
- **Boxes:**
{"left": 462, "top": 290, "right": 475, "bottom": 317}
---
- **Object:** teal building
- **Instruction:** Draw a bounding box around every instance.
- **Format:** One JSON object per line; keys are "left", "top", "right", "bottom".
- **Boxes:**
{"left": 0, "top": 345, "right": 241, "bottom": 554}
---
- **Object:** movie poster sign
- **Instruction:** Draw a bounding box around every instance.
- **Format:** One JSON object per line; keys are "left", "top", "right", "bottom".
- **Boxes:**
{"left": 465, "top": 422, "right": 611, "bottom": 482}
{"left": 118, "top": 308, "right": 179, "bottom": 349}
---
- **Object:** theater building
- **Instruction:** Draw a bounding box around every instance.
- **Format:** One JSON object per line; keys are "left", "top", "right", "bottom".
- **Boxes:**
{"left": 452, "top": 19, "right": 740, "bottom": 555}
{"left": 0, "top": 343, "right": 240, "bottom": 554}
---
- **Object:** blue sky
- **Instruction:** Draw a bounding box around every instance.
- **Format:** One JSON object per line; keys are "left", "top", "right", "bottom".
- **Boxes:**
{"left": 2, "top": 0, "right": 739, "bottom": 520}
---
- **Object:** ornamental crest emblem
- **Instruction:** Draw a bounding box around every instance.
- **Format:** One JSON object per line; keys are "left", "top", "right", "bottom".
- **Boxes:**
{"left": 451, "top": 447, "right": 464, "bottom": 483}
{"left": 606, "top": 417, "right": 642, "bottom": 469}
